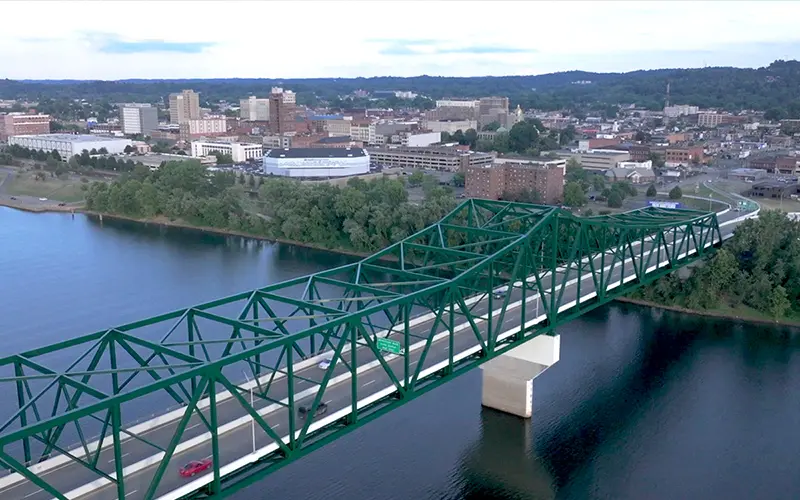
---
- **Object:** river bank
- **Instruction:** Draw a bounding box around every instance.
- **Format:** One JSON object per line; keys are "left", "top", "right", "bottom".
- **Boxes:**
{"left": 80, "top": 210, "right": 373, "bottom": 259}
{"left": 7, "top": 204, "right": 788, "bottom": 328}
{"left": 0, "top": 198, "right": 82, "bottom": 213}
{"left": 615, "top": 296, "right": 800, "bottom": 328}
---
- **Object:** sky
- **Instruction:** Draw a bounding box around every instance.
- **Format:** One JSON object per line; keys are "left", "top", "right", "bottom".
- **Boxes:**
{"left": 2, "top": 1, "right": 800, "bottom": 80}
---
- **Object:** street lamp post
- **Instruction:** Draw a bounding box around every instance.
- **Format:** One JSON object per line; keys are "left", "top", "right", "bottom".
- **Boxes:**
{"left": 243, "top": 372, "right": 255, "bottom": 453}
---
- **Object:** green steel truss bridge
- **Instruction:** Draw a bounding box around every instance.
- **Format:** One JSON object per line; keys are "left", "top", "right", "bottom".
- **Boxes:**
{"left": 0, "top": 200, "right": 725, "bottom": 500}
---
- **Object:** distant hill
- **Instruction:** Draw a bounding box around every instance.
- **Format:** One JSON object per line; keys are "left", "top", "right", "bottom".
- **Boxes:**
{"left": 2, "top": 60, "right": 799, "bottom": 116}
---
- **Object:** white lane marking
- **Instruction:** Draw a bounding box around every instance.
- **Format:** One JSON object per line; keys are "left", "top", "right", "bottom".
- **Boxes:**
{"left": 108, "top": 453, "right": 130, "bottom": 464}
{"left": 23, "top": 488, "right": 42, "bottom": 498}
{"left": 186, "top": 423, "right": 201, "bottom": 431}
{"left": 361, "top": 380, "right": 376, "bottom": 388}
{"left": 125, "top": 489, "right": 138, "bottom": 497}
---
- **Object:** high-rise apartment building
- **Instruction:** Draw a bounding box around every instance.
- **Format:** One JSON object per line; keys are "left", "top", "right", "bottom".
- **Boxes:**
{"left": 119, "top": 103, "right": 158, "bottom": 135}
{"left": 465, "top": 159, "right": 565, "bottom": 204}
{"left": 240, "top": 96, "right": 270, "bottom": 121}
{"left": 169, "top": 89, "right": 200, "bottom": 124}
{"left": 0, "top": 112, "right": 51, "bottom": 140}
{"left": 268, "top": 87, "right": 296, "bottom": 134}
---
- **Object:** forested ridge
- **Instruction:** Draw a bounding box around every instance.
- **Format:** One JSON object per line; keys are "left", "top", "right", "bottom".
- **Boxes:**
{"left": 84, "top": 160, "right": 457, "bottom": 253}
{"left": 634, "top": 211, "right": 800, "bottom": 320}
{"left": 4, "top": 60, "right": 800, "bottom": 114}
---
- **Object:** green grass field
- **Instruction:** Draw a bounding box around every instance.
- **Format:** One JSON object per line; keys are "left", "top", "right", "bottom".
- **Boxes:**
{"left": 5, "top": 171, "right": 87, "bottom": 202}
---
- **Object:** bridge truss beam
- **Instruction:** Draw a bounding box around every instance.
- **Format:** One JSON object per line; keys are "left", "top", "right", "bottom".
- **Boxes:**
{"left": 0, "top": 199, "right": 722, "bottom": 500}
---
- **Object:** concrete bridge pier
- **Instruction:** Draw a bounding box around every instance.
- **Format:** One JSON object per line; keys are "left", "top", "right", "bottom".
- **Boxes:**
{"left": 480, "top": 334, "right": 560, "bottom": 418}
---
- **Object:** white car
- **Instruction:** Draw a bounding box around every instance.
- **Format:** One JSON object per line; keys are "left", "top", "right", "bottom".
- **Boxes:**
{"left": 39, "top": 197, "right": 48, "bottom": 201}
{"left": 318, "top": 358, "right": 332, "bottom": 370}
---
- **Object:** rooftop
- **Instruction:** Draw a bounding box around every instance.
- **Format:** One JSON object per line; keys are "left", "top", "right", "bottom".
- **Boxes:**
{"left": 316, "top": 136, "right": 354, "bottom": 144}
{"left": 11, "top": 134, "right": 129, "bottom": 142}
{"left": 265, "top": 147, "right": 367, "bottom": 159}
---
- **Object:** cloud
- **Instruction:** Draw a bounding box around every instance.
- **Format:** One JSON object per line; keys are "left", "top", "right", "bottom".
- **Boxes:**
{"left": 437, "top": 45, "right": 536, "bottom": 55}
{"left": 378, "top": 44, "right": 424, "bottom": 56}
{"left": 371, "top": 38, "right": 534, "bottom": 56}
{"left": 81, "top": 32, "right": 214, "bottom": 55}
{"left": 366, "top": 38, "right": 440, "bottom": 46}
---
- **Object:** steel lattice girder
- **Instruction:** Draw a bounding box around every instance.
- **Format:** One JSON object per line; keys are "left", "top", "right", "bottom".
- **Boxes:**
{"left": 0, "top": 200, "right": 723, "bottom": 500}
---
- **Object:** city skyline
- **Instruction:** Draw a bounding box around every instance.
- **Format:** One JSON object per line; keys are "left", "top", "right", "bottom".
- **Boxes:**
{"left": 2, "top": 1, "right": 800, "bottom": 80}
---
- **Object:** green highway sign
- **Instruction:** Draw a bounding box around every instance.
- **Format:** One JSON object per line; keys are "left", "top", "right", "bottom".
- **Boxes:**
{"left": 377, "top": 337, "right": 404, "bottom": 355}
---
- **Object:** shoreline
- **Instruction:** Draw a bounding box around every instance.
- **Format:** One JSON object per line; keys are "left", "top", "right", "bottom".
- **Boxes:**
{"left": 79, "top": 210, "right": 373, "bottom": 259}
{"left": 0, "top": 199, "right": 81, "bottom": 213}
{"left": 614, "top": 297, "right": 800, "bottom": 328}
{"left": 7, "top": 204, "right": 796, "bottom": 329}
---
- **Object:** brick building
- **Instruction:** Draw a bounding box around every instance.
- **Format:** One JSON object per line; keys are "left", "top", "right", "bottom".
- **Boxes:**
{"left": 269, "top": 87, "right": 296, "bottom": 134}
{"left": 0, "top": 113, "right": 51, "bottom": 140}
{"left": 664, "top": 146, "right": 704, "bottom": 166}
{"left": 465, "top": 159, "right": 565, "bottom": 204}
{"left": 748, "top": 155, "right": 799, "bottom": 174}
{"left": 628, "top": 144, "right": 652, "bottom": 162}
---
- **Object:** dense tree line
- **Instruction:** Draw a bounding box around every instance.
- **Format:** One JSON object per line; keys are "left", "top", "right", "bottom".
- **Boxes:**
{"left": 3, "top": 60, "right": 800, "bottom": 115}
{"left": 634, "top": 211, "right": 799, "bottom": 319}
{"left": 85, "top": 160, "right": 458, "bottom": 253}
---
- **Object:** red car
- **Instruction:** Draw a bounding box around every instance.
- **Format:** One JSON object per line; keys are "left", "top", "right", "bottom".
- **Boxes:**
{"left": 179, "top": 459, "right": 212, "bottom": 477}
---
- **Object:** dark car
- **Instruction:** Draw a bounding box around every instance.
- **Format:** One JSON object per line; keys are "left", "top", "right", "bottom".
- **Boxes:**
{"left": 179, "top": 459, "right": 212, "bottom": 477}
{"left": 298, "top": 402, "right": 328, "bottom": 419}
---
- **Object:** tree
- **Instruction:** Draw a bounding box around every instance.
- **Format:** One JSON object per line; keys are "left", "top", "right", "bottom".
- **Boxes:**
{"left": 563, "top": 181, "right": 587, "bottom": 207}
{"left": 649, "top": 152, "right": 666, "bottom": 169}
{"left": 607, "top": 190, "right": 623, "bottom": 208}
{"left": 591, "top": 175, "right": 606, "bottom": 192}
{"left": 669, "top": 186, "right": 683, "bottom": 200}
{"left": 463, "top": 128, "right": 478, "bottom": 148}
{"left": 646, "top": 184, "right": 657, "bottom": 198}
{"left": 212, "top": 152, "right": 233, "bottom": 164}
{"left": 407, "top": 171, "right": 424, "bottom": 187}
{"left": 764, "top": 108, "right": 786, "bottom": 121}
{"left": 98, "top": 147, "right": 108, "bottom": 154}
{"left": 508, "top": 120, "right": 540, "bottom": 154}
{"left": 452, "top": 172, "right": 465, "bottom": 188}
{"left": 768, "top": 285, "right": 791, "bottom": 319}
{"left": 51, "top": 150, "right": 62, "bottom": 161}
{"left": 481, "top": 121, "right": 501, "bottom": 132}
{"left": 90, "top": 148, "right": 98, "bottom": 155}
{"left": 123, "top": 145, "right": 135, "bottom": 154}
{"left": 501, "top": 188, "right": 541, "bottom": 204}
{"left": 247, "top": 175, "right": 256, "bottom": 188}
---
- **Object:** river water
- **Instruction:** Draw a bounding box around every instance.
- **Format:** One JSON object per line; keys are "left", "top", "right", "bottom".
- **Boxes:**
{"left": 2, "top": 207, "right": 800, "bottom": 500}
